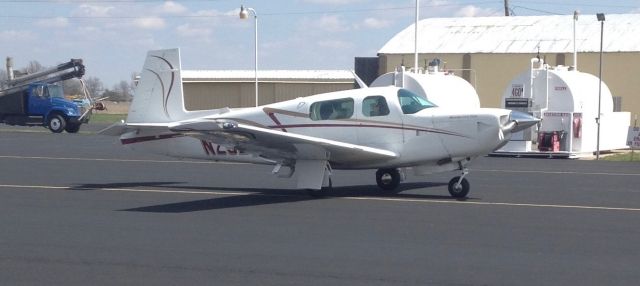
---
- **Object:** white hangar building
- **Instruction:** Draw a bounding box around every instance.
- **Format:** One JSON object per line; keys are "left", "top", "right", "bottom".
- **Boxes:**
{"left": 376, "top": 14, "right": 640, "bottom": 123}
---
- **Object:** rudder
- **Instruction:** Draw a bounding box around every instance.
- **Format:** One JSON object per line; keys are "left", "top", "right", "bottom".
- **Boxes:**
{"left": 127, "top": 48, "right": 188, "bottom": 123}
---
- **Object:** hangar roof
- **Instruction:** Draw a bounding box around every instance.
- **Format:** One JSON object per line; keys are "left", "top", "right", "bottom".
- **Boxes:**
{"left": 182, "top": 70, "right": 355, "bottom": 82}
{"left": 379, "top": 14, "right": 640, "bottom": 54}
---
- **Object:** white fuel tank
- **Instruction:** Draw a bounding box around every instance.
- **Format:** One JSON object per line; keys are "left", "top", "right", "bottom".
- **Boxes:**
{"left": 371, "top": 66, "right": 480, "bottom": 110}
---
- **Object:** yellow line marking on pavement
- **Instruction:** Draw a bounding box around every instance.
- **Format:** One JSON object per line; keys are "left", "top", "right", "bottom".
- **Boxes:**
{"left": 1, "top": 184, "right": 639, "bottom": 213}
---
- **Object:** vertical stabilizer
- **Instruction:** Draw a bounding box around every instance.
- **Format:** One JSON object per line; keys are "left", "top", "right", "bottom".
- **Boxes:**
{"left": 127, "top": 48, "right": 187, "bottom": 123}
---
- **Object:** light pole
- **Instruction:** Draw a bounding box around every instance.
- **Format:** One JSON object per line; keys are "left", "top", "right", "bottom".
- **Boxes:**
{"left": 596, "top": 13, "right": 605, "bottom": 160}
{"left": 239, "top": 5, "right": 258, "bottom": 107}
{"left": 573, "top": 10, "right": 579, "bottom": 70}
{"left": 413, "top": 0, "right": 419, "bottom": 72}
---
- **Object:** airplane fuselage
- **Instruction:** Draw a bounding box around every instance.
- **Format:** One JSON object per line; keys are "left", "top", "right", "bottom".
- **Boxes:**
{"left": 121, "top": 86, "right": 511, "bottom": 170}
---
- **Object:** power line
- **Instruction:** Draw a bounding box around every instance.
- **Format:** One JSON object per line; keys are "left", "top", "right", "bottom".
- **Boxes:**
{"left": 0, "top": 1, "right": 503, "bottom": 20}
{"left": 0, "top": 0, "right": 227, "bottom": 2}
{"left": 511, "top": 5, "right": 561, "bottom": 15}
{"left": 511, "top": 1, "right": 638, "bottom": 9}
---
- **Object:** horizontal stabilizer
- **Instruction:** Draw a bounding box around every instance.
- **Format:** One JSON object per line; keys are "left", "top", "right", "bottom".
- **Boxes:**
{"left": 98, "top": 121, "right": 171, "bottom": 136}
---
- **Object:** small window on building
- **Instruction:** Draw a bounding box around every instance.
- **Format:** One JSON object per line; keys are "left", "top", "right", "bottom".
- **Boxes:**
{"left": 362, "top": 96, "right": 390, "bottom": 117}
{"left": 397, "top": 89, "right": 436, "bottom": 114}
{"left": 309, "top": 98, "right": 354, "bottom": 120}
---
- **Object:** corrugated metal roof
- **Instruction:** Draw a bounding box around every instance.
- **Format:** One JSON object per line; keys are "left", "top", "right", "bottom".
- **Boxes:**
{"left": 379, "top": 14, "right": 640, "bottom": 54}
{"left": 182, "top": 70, "right": 355, "bottom": 81}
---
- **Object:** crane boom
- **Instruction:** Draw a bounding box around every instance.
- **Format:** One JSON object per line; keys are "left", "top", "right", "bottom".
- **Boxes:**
{"left": 1, "top": 58, "right": 85, "bottom": 97}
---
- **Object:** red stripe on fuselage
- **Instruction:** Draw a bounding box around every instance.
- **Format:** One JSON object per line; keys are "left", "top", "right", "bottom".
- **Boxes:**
{"left": 119, "top": 122, "right": 467, "bottom": 146}
{"left": 267, "top": 112, "right": 287, "bottom": 132}
{"left": 266, "top": 123, "right": 467, "bottom": 138}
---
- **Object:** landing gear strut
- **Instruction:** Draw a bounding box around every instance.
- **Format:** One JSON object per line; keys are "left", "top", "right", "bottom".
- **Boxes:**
{"left": 306, "top": 178, "right": 332, "bottom": 197}
{"left": 376, "top": 168, "right": 401, "bottom": 194}
{"left": 448, "top": 168, "right": 470, "bottom": 198}
{"left": 305, "top": 162, "right": 332, "bottom": 197}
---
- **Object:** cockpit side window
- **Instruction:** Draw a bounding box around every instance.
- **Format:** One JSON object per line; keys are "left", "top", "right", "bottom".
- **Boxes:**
{"left": 35, "top": 86, "right": 45, "bottom": 97}
{"left": 47, "top": 85, "right": 64, "bottom": 98}
{"left": 309, "top": 98, "right": 354, "bottom": 121}
{"left": 362, "top": 96, "right": 389, "bottom": 117}
{"left": 397, "top": 89, "right": 437, "bottom": 114}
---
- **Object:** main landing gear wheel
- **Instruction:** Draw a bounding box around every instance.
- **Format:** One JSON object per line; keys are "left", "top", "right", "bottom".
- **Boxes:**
{"left": 376, "top": 168, "right": 401, "bottom": 194}
{"left": 47, "top": 114, "right": 66, "bottom": 133}
{"left": 448, "top": 176, "right": 470, "bottom": 198}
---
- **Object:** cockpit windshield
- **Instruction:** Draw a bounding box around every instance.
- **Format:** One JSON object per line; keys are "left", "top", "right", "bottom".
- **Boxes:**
{"left": 397, "top": 89, "right": 437, "bottom": 114}
{"left": 47, "top": 85, "right": 65, "bottom": 99}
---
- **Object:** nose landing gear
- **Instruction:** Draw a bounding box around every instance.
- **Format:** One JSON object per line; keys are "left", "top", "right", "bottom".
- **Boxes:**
{"left": 447, "top": 168, "right": 470, "bottom": 198}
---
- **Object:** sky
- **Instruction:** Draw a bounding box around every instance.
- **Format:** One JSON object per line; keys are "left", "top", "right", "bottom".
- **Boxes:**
{"left": 1, "top": 0, "right": 639, "bottom": 88}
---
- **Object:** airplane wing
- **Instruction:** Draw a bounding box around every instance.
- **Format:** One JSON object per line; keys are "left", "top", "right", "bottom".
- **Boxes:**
{"left": 168, "top": 119, "right": 398, "bottom": 164}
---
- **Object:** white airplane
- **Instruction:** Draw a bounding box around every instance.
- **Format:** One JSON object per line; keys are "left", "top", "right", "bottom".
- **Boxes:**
{"left": 101, "top": 49, "right": 538, "bottom": 197}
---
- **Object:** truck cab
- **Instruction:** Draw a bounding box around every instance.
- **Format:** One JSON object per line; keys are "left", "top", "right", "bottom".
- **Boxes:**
{"left": 1, "top": 57, "right": 94, "bottom": 133}
{"left": 0, "top": 82, "right": 91, "bottom": 133}
{"left": 26, "top": 83, "right": 91, "bottom": 133}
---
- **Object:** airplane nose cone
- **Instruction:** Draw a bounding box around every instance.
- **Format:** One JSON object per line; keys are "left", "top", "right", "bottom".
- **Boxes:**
{"left": 502, "top": 111, "right": 540, "bottom": 133}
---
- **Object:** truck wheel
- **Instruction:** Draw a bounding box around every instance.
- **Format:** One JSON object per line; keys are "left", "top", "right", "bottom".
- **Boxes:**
{"left": 47, "top": 114, "right": 66, "bottom": 133}
{"left": 65, "top": 123, "right": 81, "bottom": 133}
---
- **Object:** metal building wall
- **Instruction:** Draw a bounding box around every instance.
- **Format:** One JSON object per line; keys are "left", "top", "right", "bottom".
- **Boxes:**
{"left": 183, "top": 81, "right": 353, "bottom": 111}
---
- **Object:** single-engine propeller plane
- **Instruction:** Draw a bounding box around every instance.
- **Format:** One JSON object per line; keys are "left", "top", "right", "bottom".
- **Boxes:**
{"left": 101, "top": 49, "right": 538, "bottom": 197}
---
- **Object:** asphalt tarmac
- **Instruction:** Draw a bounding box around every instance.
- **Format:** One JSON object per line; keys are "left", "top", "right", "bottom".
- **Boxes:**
{"left": 1, "top": 126, "right": 639, "bottom": 285}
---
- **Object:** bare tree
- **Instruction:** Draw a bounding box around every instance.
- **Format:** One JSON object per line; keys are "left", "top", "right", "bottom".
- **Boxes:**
{"left": 119, "top": 80, "right": 132, "bottom": 101}
{"left": 61, "top": 78, "right": 83, "bottom": 96}
{"left": 109, "top": 80, "right": 132, "bottom": 102}
{"left": 0, "top": 69, "right": 7, "bottom": 89}
{"left": 101, "top": 89, "right": 119, "bottom": 102}
{"left": 23, "top": 60, "right": 45, "bottom": 74}
{"left": 83, "top": 76, "right": 104, "bottom": 99}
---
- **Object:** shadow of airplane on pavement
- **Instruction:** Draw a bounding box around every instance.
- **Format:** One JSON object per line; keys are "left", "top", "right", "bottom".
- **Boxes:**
{"left": 72, "top": 181, "right": 472, "bottom": 213}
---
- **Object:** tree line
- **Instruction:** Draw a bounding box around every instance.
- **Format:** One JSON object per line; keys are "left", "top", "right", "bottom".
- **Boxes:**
{"left": 0, "top": 60, "right": 135, "bottom": 102}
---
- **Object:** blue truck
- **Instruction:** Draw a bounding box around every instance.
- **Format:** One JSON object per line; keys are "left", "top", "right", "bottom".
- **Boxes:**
{"left": 0, "top": 58, "right": 92, "bottom": 133}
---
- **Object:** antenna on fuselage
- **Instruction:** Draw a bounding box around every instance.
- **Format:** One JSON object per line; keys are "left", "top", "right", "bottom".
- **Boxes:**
{"left": 351, "top": 70, "right": 368, "bottom": 89}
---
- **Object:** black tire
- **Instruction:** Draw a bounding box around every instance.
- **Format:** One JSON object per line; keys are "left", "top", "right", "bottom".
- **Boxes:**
{"left": 448, "top": 177, "right": 470, "bottom": 198}
{"left": 47, "top": 114, "right": 66, "bottom": 133}
{"left": 65, "top": 123, "right": 81, "bottom": 133}
{"left": 376, "top": 168, "right": 401, "bottom": 192}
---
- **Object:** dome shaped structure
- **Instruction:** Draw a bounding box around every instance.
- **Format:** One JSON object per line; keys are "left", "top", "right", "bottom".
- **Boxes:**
{"left": 371, "top": 66, "right": 480, "bottom": 110}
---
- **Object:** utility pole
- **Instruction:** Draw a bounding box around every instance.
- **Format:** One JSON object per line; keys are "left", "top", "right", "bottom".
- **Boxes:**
{"left": 504, "top": 0, "right": 510, "bottom": 16}
{"left": 414, "top": 0, "right": 419, "bottom": 72}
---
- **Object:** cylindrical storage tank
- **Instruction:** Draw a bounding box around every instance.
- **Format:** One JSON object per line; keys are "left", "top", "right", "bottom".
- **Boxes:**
{"left": 499, "top": 63, "right": 626, "bottom": 155}
{"left": 501, "top": 67, "right": 614, "bottom": 115}
{"left": 371, "top": 70, "right": 480, "bottom": 109}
